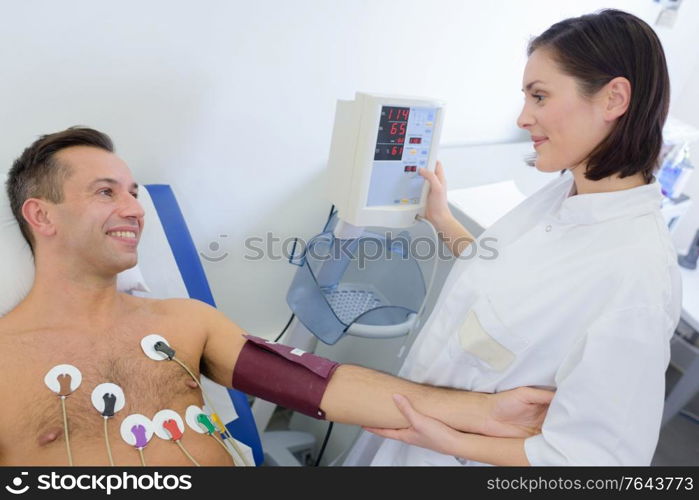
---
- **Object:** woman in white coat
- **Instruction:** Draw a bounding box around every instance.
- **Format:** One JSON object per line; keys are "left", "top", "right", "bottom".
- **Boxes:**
{"left": 348, "top": 9, "right": 682, "bottom": 466}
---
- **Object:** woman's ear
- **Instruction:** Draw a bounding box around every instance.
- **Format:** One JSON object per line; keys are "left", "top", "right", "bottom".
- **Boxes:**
{"left": 603, "top": 76, "right": 631, "bottom": 121}
{"left": 21, "top": 198, "right": 57, "bottom": 238}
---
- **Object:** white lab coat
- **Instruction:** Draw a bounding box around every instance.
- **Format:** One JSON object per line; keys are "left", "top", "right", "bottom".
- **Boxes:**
{"left": 345, "top": 171, "right": 682, "bottom": 466}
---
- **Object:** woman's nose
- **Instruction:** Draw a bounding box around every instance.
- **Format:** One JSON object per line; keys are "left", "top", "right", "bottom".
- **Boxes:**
{"left": 517, "top": 104, "right": 534, "bottom": 130}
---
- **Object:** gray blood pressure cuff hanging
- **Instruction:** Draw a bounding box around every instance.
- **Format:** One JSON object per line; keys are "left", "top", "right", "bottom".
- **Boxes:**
{"left": 232, "top": 335, "right": 340, "bottom": 419}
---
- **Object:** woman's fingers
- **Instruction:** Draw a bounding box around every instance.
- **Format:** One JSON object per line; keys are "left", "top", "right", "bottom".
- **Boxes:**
{"left": 362, "top": 427, "right": 407, "bottom": 440}
{"left": 434, "top": 160, "right": 446, "bottom": 185}
{"left": 418, "top": 167, "right": 438, "bottom": 185}
{"left": 392, "top": 394, "right": 419, "bottom": 426}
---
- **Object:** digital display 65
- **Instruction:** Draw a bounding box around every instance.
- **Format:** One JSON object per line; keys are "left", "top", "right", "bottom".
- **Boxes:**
{"left": 374, "top": 106, "right": 409, "bottom": 161}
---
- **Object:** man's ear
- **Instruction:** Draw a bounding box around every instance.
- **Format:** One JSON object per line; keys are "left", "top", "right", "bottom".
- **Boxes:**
{"left": 21, "top": 198, "right": 57, "bottom": 237}
{"left": 602, "top": 76, "right": 631, "bottom": 122}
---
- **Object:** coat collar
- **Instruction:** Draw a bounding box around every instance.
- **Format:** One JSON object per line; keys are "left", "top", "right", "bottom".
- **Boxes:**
{"left": 552, "top": 171, "right": 663, "bottom": 225}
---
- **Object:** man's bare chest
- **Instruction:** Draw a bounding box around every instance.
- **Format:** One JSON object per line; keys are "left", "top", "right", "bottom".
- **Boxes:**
{"left": 0, "top": 318, "right": 206, "bottom": 448}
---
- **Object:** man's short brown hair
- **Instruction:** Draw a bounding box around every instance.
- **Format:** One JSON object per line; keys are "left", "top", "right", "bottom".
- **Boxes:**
{"left": 6, "top": 127, "right": 114, "bottom": 252}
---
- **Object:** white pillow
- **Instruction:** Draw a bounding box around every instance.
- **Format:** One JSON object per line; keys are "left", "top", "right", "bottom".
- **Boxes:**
{"left": 0, "top": 190, "right": 150, "bottom": 316}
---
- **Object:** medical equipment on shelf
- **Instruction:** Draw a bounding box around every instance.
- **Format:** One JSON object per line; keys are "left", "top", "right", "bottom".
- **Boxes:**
{"left": 659, "top": 142, "right": 694, "bottom": 200}
{"left": 286, "top": 212, "right": 430, "bottom": 345}
{"left": 679, "top": 228, "right": 699, "bottom": 270}
{"left": 253, "top": 93, "right": 444, "bottom": 465}
{"left": 327, "top": 92, "right": 444, "bottom": 233}
{"left": 658, "top": 142, "right": 693, "bottom": 231}
{"left": 287, "top": 92, "right": 445, "bottom": 346}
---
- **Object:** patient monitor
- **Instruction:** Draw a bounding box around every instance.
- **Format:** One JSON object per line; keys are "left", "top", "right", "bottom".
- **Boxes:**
{"left": 255, "top": 93, "right": 445, "bottom": 464}
{"left": 326, "top": 92, "right": 444, "bottom": 234}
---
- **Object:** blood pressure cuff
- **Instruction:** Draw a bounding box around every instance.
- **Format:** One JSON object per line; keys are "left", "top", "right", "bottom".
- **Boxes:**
{"left": 232, "top": 335, "right": 341, "bottom": 420}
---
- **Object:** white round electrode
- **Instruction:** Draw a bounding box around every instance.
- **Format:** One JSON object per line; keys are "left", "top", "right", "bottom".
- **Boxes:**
{"left": 185, "top": 405, "right": 207, "bottom": 434}
{"left": 120, "top": 414, "right": 155, "bottom": 448}
{"left": 44, "top": 364, "right": 82, "bottom": 395}
{"left": 91, "top": 383, "right": 126, "bottom": 415}
{"left": 152, "top": 409, "right": 185, "bottom": 441}
{"left": 140, "top": 334, "right": 171, "bottom": 361}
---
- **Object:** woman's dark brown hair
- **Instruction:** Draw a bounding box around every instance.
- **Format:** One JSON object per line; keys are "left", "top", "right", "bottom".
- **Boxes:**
{"left": 528, "top": 9, "right": 669, "bottom": 183}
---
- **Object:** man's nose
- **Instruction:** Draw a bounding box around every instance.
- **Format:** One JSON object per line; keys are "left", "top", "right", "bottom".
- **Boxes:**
{"left": 119, "top": 192, "right": 145, "bottom": 220}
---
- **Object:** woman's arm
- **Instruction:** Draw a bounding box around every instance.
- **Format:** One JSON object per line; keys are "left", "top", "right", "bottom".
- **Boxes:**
{"left": 419, "top": 161, "right": 475, "bottom": 257}
{"left": 364, "top": 394, "right": 530, "bottom": 466}
{"left": 367, "top": 304, "right": 676, "bottom": 466}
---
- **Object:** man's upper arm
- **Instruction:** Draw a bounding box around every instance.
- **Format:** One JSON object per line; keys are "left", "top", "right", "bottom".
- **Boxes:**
{"left": 195, "top": 300, "right": 248, "bottom": 388}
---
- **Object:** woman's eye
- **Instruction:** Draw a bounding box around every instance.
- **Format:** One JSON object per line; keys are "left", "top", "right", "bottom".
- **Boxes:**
{"left": 532, "top": 94, "right": 545, "bottom": 103}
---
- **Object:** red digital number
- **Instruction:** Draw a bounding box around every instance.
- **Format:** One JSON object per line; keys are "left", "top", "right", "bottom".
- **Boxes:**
{"left": 390, "top": 122, "right": 407, "bottom": 136}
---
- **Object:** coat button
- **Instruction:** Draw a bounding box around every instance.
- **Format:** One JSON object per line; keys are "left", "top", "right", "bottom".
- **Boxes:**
{"left": 545, "top": 225, "right": 552, "bottom": 232}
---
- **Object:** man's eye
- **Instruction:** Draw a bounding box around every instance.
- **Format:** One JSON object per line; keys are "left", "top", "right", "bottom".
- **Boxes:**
{"left": 99, "top": 188, "right": 113, "bottom": 197}
{"left": 131, "top": 192, "right": 139, "bottom": 199}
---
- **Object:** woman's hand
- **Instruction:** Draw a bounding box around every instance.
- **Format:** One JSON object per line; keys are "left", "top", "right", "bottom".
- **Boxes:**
{"left": 418, "top": 161, "right": 475, "bottom": 257}
{"left": 363, "top": 391, "right": 542, "bottom": 465}
{"left": 418, "top": 161, "right": 452, "bottom": 227}
{"left": 363, "top": 394, "right": 462, "bottom": 456}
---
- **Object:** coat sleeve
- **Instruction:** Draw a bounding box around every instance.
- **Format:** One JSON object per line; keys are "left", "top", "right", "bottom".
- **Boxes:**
{"left": 524, "top": 305, "right": 675, "bottom": 465}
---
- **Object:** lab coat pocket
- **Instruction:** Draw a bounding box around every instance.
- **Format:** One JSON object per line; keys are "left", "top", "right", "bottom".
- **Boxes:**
{"left": 448, "top": 295, "right": 527, "bottom": 372}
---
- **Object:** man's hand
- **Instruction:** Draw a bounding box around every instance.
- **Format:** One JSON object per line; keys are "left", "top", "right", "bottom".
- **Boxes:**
{"left": 481, "top": 387, "right": 554, "bottom": 438}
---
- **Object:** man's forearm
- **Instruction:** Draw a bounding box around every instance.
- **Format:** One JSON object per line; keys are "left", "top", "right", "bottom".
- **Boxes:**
{"left": 320, "top": 364, "right": 489, "bottom": 434}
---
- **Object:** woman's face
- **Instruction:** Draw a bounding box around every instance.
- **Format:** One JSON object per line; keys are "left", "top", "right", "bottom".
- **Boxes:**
{"left": 517, "top": 48, "right": 612, "bottom": 173}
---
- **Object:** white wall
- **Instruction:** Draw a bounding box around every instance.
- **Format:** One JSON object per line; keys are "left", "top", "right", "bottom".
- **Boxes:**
{"left": 1, "top": 0, "right": 697, "bottom": 334}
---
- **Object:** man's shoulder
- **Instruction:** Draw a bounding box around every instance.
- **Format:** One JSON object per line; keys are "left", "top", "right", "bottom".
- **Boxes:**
{"left": 135, "top": 296, "right": 217, "bottom": 317}
{"left": 0, "top": 308, "right": 28, "bottom": 338}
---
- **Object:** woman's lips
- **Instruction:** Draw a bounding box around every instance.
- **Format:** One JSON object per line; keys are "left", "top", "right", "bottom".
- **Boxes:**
{"left": 533, "top": 138, "right": 548, "bottom": 148}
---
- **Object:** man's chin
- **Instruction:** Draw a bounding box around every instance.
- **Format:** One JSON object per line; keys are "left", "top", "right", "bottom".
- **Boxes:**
{"left": 111, "top": 254, "right": 139, "bottom": 274}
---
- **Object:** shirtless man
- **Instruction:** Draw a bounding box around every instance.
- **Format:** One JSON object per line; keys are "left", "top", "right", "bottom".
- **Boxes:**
{"left": 0, "top": 127, "right": 552, "bottom": 466}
